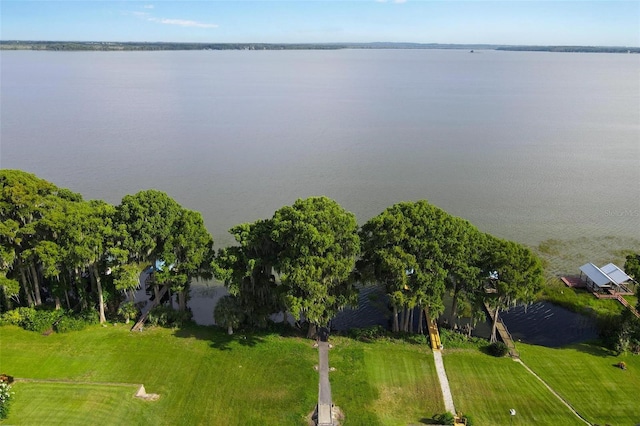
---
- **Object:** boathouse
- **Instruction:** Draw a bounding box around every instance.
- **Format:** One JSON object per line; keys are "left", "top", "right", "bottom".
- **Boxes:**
{"left": 579, "top": 262, "right": 632, "bottom": 293}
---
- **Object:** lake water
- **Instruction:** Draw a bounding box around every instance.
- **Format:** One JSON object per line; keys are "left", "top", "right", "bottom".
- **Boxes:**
{"left": 2, "top": 49, "right": 639, "bottom": 327}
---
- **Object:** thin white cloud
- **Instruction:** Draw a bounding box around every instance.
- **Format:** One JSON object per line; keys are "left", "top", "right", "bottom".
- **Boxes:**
{"left": 128, "top": 9, "right": 218, "bottom": 29}
{"left": 394, "top": 0, "right": 407, "bottom": 3}
{"left": 143, "top": 5, "right": 155, "bottom": 9}
{"left": 153, "top": 18, "right": 218, "bottom": 29}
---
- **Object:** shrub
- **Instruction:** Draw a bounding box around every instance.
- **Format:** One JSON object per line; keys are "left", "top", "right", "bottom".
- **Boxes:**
{"left": 117, "top": 301, "right": 139, "bottom": 324}
{"left": 435, "top": 412, "right": 455, "bottom": 425}
{"left": 348, "top": 325, "right": 388, "bottom": 342}
{"left": 147, "top": 306, "right": 192, "bottom": 328}
{"left": 20, "top": 308, "right": 65, "bottom": 333}
{"left": 0, "top": 307, "right": 33, "bottom": 326}
{"left": 404, "top": 333, "right": 428, "bottom": 345}
{"left": 0, "top": 378, "right": 14, "bottom": 419}
{"left": 439, "top": 328, "right": 485, "bottom": 349}
{"left": 487, "top": 341, "right": 509, "bottom": 357}
{"left": 77, "top": 309, "right": 99, "bottom": 325}
{"left": 54, "top": 316, "right": 86, "bottom": 333}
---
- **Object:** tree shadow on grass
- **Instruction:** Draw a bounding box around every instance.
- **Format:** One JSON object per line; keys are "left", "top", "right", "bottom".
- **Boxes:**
{"left": 417, "top": 416, "right": 449, "bottom": 425}
{"left": 569, "top": 340, "right": 617, "bottom": 358}
{"left": 172, "top": 323, "right": 287, "bottom": 351}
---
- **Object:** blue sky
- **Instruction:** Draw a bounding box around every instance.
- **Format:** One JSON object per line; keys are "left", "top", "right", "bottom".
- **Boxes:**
{"left": 1, "top": 1, "right": 639, "bottom": 46}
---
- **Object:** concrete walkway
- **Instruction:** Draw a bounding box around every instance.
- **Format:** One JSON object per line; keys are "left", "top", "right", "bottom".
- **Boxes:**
{"left": 317, "top": 341, "right": 333, "bottom": 426}
{"left": 432, "top": 349, "right": 456, "bottom": 414}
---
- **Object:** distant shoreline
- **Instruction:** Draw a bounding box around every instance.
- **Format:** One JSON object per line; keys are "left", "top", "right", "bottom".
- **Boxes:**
{"left": 1, "top": 40, "right": 639, "bottom": 53}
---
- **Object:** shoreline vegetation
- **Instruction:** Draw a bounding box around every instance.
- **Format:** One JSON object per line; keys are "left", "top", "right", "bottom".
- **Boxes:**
{"left": 1, "top": 40, "right": 639, "bottom": 53}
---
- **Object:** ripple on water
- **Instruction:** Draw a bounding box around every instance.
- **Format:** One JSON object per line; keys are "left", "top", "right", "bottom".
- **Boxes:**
{"left": 500, "top": 301, "right": 598, "bottom": 348}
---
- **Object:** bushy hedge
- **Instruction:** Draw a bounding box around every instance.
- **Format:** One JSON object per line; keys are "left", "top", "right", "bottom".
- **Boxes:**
{"left": 0, "top": 308, "right": 98, "bottom": 333}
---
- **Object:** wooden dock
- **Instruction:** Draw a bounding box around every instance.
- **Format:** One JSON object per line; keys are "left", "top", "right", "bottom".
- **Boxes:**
{"left": 562, "top": 276, "right": 639, "bottom": 318}
{"left": 560, "top": 276, "right": 586, "bottom": 288}
{"left": 484, "top": 303, "right": 519, "bottom": 358}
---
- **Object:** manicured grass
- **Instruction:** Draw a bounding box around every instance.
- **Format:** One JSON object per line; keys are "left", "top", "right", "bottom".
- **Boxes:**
{"left": 9, "top": 382, "right": 160, "bottom": 426}
{"left": 443, "top": 348, "right": 584, "bottom": 425}
{"left": 1, "top": 324, "right": 318, "bottom": 425}
{"left": 518, "top": 342, "right": 640, "bottom": 425}
{"left": 0, "top": 325, "right": 445, "bottom": 425}
{"left": 330, "top": 337, "right": 444, "bottom": 425}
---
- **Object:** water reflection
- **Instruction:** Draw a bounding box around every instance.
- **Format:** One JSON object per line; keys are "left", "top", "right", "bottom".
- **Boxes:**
{"left": 184, "top": 284, "right": 598, "bottom": 348}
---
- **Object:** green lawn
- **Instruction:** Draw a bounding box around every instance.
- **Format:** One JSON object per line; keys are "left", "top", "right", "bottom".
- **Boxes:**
{"left": 9, "top": 382, "right": 160, "bottom": 426}
{"left": 330, "top": 337, "right": 444, "bottom": 425}
{"left": 518, "top": 342, "right": 640, "bottom": 425}
{"left": 1, "top": 324, "right": 318, "bottom": 425}
{"left": 443, "top": 348, "right": 584, "bottom": 425}
{"left": 0, "top": 325, "right": 444, "bottom": 425}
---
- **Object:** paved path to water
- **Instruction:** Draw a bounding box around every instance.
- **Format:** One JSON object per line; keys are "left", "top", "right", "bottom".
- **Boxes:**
{"left": 432, "top": 350, "right": 456, "bottom": 414}
{"left": 317, "top": 341, "right": 333, "bottom": 426}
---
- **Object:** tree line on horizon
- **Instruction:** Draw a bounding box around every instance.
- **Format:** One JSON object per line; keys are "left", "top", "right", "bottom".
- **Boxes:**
{"left": 1, "top": 169, "right": 546, "bottom": 341}
{"left": 2, "top": 41, "right": 638, "bottom": 54}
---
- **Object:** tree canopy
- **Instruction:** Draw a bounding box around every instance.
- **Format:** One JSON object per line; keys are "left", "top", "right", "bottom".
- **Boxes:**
{"left": 359, "top": 200, "right": 487, "bottom": 333}
{"left": 3, "top": 170, "right": 550, "bottom": 341}
{"left": 0, "top": 171, "right": 214, "bottom": 322}
{"left": 214, "top": 196, "right": 360, "bottom": 333}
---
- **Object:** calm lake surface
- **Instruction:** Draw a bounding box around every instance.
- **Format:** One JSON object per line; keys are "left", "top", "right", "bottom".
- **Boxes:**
{"left": 2, "top": 50, "right": 639, "bottom": 326}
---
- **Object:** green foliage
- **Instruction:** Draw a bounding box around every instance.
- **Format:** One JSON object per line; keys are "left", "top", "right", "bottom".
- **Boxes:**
{"left": 213, "top": 196, "right": 359, "bottom": 329}
{"left": 600, "top": 309, "right": 640, "bottom": 355}
{"left": 359, "top": 200, "right": 492, "bottom": 333}
{"left": 0, "top": 307, "right": 63, "bottom": 333}
{"left": 213, "top": 295, "right": 244, "bottom": 334}
{"left": 116, "top": 301, "right": 139, "bottom": 324}
{"left": 272, "top": 196, "right": 360, "bottom": 327}
{"left": 347, "top": 325, "right": 388, "bottom": 342}
{"left": 403, "top": 332, "right": 429, "bottom": 345}
{"left": 624, "top": 253, "right": 640, "bottom": 283}
{"left": 146, "top": 305, "right": 192, "bottom": 327}
{"left": 435, "top": 412, "right": 455, "bottom": 425}
{"left": 1, "top": 307, "right": 98, "bottom": 333}
{"left": 53, "top": 316, "right": 87, "bottom": 333}
{"left": 0, "top": 307, "right": 32, "bottom": 326}
{"left": 76, "top": 308, "right": 99, "bottom": 325}
{"left": 486, "top": 341, "right": 509, "bottom": 357}
{"left": 439, "top": 328, "right": 485, "bottom": 349}
{"left": 0, "top": 378, "right": 14, "bottom": 419}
